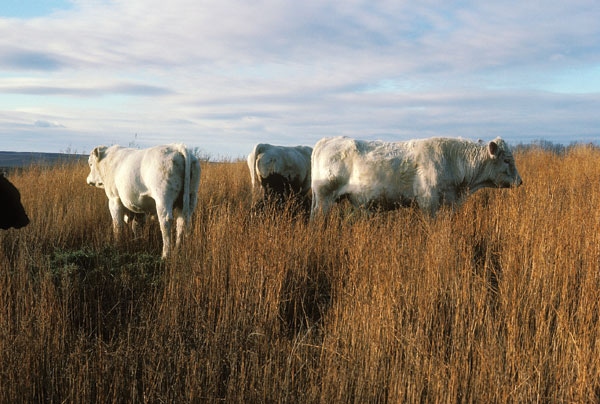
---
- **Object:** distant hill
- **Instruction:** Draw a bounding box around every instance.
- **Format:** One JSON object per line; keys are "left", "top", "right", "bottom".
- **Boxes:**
{"left": 0, "top": 151, "right": 86, "bottom": 171}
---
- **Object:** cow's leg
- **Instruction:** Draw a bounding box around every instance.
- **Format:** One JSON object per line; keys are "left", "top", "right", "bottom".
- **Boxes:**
{"left": 417, "top": 191, "right": 440, "bottom": 217}
{"left": 130, "top": 213, "right": 146, "bottom": 238}
{"left": 108, "top": 198, "right": 125, "bottom": 240}
{"left": 173, "top": 206, "right": 189, "bottom": 250}
{"left": 310, "top": 189, "right": 334, "bottom": 219}
{"left": 155, "top": 203, "right": 173, "bottom": 259}
{"left": 440, "top": 189, "right": 460, "bottom": 212}
{"left": 310, "top": 191, "right": 320, "bottom": 219}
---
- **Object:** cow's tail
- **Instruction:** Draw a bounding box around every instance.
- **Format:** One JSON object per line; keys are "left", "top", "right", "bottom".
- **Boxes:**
{"left": 177, "top": 144, "right": 193, "bottom": 221}
{"left": 250, "top": 144, "right": 272, "bottom": 200}
{"left": 247, "top": 144, "right": 260, "bottom": 188}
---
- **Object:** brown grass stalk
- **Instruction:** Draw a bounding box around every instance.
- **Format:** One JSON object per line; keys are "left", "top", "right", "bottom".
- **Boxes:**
{"left": 0, "top": 147, "right": 599, "bottom": 402}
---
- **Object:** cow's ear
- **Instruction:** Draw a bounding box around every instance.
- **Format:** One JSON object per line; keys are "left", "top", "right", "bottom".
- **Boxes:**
{"left": 92, "top": 146, "right": 105, "bottom": 159}
{"left": 488, "top": 141, "right": 499, "bottom": 158}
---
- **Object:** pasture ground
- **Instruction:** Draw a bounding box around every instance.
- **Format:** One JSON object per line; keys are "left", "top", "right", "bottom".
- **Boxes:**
{"left": 1, "top": 146, "right": 600, "bottom": 402}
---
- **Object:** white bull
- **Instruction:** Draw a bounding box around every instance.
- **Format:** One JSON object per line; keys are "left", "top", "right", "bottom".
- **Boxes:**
{"left": 86, "top": 144, "right": 201, "bottom": 258}
{"left": 247, "top": 143, "right": 312, "bottom": 204}
{"left": 311, "top": 136, "right": 522, "bottom": 218}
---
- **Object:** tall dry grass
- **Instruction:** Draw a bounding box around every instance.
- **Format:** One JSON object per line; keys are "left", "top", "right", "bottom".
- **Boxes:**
{"left": 1, "top": 146, "right": 599, "bottom": 402}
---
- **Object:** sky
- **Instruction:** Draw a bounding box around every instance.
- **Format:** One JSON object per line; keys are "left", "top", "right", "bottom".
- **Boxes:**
{"left": 0, "top": 0, "right": 599, "bottom": 159}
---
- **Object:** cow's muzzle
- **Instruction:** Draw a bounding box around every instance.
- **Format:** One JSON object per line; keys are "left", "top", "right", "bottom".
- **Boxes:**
{"left": 514, "top": 176, "right": 523, "bottom": 187}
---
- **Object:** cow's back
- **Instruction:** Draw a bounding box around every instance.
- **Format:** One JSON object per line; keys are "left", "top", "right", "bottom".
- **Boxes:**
{"left": 139, "top": 146, "right": 187, "bottom": 192}
{"left": 250, "top": 143, "right": 312, "bottom": 196}
{"left": 103, "top": 145, "right": 188, "bottom": 213}
{"left": 312, "top": 137, "right": 416, "bottom": 193}
{"left": 255, "top": 145, "right": 310, "bottom": 175}
{"left": 311, "top": 137, "right": 422, "bottom": 215}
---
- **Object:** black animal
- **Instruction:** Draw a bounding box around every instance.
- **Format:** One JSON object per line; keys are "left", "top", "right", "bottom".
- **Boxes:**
{"left": 0, "top": 174, "right": 29, "bottom": 229}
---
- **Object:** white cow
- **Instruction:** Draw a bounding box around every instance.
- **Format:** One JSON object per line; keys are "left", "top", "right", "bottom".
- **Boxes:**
{"left": 86, "top": 144, "right": 201, "bottom": 258}
{"left": 247, "top": 143, "right": 313, "bottom": 204}
{"left": 311, "top": 136, "right": 522, "bottom": 218}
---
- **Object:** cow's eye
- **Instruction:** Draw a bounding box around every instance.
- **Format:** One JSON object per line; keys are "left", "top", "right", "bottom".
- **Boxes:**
{"left": 503, "top": 159, "right": 511, "bottom": 164}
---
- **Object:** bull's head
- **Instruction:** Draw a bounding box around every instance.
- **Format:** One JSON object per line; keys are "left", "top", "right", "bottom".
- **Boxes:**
{"left": 487, "top": 137, "right": 523, "bottom": 188}
{"left": 86, "top": 146, "right": 107, "bottom": 188}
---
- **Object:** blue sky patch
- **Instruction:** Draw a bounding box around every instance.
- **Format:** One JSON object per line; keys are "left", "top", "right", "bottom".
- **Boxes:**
{"left": 0, "top": 0, "right": 72, "bottom": 18}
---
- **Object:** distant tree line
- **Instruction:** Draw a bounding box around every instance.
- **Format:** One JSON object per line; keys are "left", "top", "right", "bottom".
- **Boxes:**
{"left": 513, "top": 139, "right": 600, "bottom": 155}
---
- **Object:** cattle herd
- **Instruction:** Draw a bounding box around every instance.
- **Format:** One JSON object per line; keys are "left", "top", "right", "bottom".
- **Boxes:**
{"left": 1, "top": 136, "right": 523, "bottom": 259}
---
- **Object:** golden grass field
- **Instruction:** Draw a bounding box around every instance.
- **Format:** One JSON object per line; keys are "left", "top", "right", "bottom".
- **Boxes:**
{"left": 1, "top": 146, "right": 600, "bottom": 402}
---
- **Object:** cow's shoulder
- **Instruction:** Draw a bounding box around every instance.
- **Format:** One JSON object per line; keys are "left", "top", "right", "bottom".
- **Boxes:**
{"left": 314, "top": 136, "right": 357, "bottom": 157}
{"left": 351, "top": 139, "right": 411, "bottom": 162}
{"left": 99, "top": 145, "right": 141, "bottom": 165}
{"left": 409, "top": 137, "right": 474, "bottom": 160}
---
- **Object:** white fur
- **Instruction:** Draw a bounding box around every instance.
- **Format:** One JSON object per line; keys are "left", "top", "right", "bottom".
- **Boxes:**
{"left": 87, "top": 144, "right": 201, "bottom": 258}
{"left": 311, "top": 136, "right": 522, "bottom": 217}
{"left": 247, "top": 143, "right": 313, "bottom": 200}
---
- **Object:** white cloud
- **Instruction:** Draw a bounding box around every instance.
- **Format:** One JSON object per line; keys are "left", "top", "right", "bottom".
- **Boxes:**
{"left": 34, "top": 119, "right": 64, "bottom": 128}
{"left": 0, "top": 0, "right": 599, "bottom": 155}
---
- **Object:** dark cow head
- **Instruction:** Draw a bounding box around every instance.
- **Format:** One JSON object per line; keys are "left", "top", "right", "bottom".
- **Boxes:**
{"left": 0, "top": 174, "right": 29, "bottom": 229}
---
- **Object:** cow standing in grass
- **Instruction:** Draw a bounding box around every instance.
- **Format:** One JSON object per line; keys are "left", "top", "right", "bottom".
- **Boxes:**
{"left": 247, "top": 143, "right": 312, "bottom": 209}
{"left": 86, "top": 144, "right": 201, "bottom": 258}
{"left": 0, "top": 174, "right": 29, "bottom": 229}
{"left": 310, "top": 136, "right": 522, "bottom": 218}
